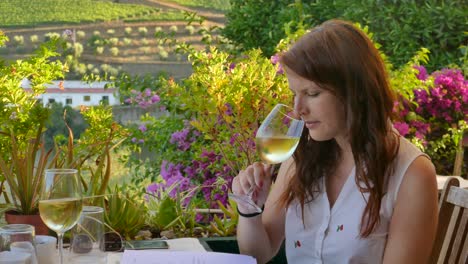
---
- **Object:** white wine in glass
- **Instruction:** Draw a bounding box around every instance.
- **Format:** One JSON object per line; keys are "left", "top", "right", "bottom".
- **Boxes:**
{"left": 39, "top": 169, "right": 83, "bottom": 264}
{"left": 230, "top": 104, "right": 304, "bottom": 212}
{"left": 255, "top": 136, "right": 300, "bottom": 164}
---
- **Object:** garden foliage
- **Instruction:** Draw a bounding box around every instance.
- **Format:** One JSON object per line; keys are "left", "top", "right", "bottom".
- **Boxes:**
{"left": 122, "top": 45, "right": 290, "bottom": 214}
{"left": 223, "top": 0, "right": 467, "bottom": 71}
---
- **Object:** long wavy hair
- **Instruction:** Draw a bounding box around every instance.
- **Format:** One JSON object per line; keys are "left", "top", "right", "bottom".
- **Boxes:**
{"left": 278, "top": 20, "right": 399, "bottom": 237}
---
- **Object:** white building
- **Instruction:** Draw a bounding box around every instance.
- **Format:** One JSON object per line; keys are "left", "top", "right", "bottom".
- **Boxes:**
{"left": 21, "top": 79, "right": 118, "bottom": 108}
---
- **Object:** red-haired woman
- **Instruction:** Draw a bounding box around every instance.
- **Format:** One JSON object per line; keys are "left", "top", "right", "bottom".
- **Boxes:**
{"left": 232, "top": 19, "right": 438, "bottom": 264}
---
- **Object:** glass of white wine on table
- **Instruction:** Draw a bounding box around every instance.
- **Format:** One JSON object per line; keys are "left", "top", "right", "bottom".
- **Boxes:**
{"left": 229, "top": 104, "right": 304, "bottom": 213}
{"left": 39, "top": 169, "right": 83, "bottom": 264}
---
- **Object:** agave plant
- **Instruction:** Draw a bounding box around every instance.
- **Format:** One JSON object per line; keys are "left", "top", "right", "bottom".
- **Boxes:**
{"left": 104, "top": 185, "right": 147, "bottom": 241}
{"left": 0, "top": 122, "right": 59, "bottom": 215}
{"left": 0, "top": 33, "right": 66, "bottom": 215}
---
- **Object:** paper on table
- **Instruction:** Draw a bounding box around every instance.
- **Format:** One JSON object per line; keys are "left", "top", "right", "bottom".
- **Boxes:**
{"left": 121, "top": 250, "right": 256, "bottom": 264}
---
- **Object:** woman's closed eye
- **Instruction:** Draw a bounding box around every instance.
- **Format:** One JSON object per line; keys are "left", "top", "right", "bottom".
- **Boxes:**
{"left": 307, "top": 92, "right": 320, "bottom": 97}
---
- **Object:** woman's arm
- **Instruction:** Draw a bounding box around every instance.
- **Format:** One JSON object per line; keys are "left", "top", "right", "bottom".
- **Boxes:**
{"left": 383, "top": 156, "right": 439, "bottom": 263}
{"left": 235, "top": 159, "right": 294, "bottom": 264}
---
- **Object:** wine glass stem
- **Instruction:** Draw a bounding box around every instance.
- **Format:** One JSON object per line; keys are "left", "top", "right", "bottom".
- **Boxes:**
{"left": 57, "top": 232, "right": 64, "bottom": 264}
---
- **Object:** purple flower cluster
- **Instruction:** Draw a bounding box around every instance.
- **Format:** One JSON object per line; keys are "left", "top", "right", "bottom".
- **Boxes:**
{"left": 128, "top": 123, "right": 149, "bottom": 145}
{"left": 170, "top": 126, "right": 199, "bottom": 151}
{"left": 146, "top": 152, "right": 232, "bottom": 208}
{"left": 227, "top": 62, "right": 236, "bottom": 73}
{"left": 124, "top": 89, "right": 161, "bottom": 109}
{"left": 394, "top": 67, "right": 467, "bottom": 145}
{"left": 131, "top": 137, "right": 145, "bottom": 144}
{"left": 419, "top": 69, "right": 467, "bottom": 122}
{"left": 270, "top": 54, "right": 284, "bottom": 75}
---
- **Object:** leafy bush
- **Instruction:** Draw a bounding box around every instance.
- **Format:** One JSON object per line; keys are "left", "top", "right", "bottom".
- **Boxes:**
{"left": 119, "top": 42, "right": 290, "bottom": 214}
{"left": 223, "top": 0, "right": 466, "bottom": 70}
{"left": 140, "top": 38, "right": 149, "bottom": 46}
{"left": 337, "top": 0, "right": 467, "bottom": 71}
{"left": 122, "top": 27, "right": 130, "bottom": 36}
{"left": 222, "top": 0, "right": 304, "bottom": 57}
{"left": 109, "top": 47, "right": 119, "bottom": 56}
{"left": 138, "top": 27, "right": 148, "bottom": 37}
{"left": 109, "top": 38, "right": 119, "bottom": 46}
{"left": 96, "top": 46, "right": 104, "bottom": 55}
{"left": 76, "top": 30, "right": 86, "bottom": 40}
{"left": 169, "top": 25, "right": 178, "bottom": 34}
{"left": 30, "top": 35, "right": 39, "bottom": 43}
{"left": 185, "top": 25, "right": 195, "bottom": 35}
{"left": 44, "top": 103, "right": 87, "bottom": 150}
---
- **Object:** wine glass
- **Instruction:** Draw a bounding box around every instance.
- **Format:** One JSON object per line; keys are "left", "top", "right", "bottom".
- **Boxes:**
{"left": 230, "top": 104, "right": 304, "bottom": 212}
{"left": 39, "top": 169, "right": 83, "bottom": 264}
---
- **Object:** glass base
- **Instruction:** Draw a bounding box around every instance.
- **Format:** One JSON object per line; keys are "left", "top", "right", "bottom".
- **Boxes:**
{"left": 228, "top": 193, "right": 263, "bottom": 213}
{"left": 68, "top": 253, "right": 107, "bottom": 264}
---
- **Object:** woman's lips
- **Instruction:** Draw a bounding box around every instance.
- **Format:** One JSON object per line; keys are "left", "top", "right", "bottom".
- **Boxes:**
{"left": 305, "top": 121, "right": 320, "bottom": 129}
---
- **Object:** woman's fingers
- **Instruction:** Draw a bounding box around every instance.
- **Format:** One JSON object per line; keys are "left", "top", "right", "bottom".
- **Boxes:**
{"left": 234, "top": 163, "right": 274, "bottom": 197}
{"left": 252, "top": 162, "right": 266, "bottom": 188}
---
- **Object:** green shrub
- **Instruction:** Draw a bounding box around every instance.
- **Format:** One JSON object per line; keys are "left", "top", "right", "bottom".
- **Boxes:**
{"left": 140, "top": 46, "right": 151, "bottom": 54}
{"left": 95, "top": 46, "right": 104, "bottom": 55}
{"left": 222, "top": 0, "right": 305, "bottom": 57}
{"left": 73, "top": 42, "right": 83, "bottom": 57}
{"left": 138, "top": 27, "right": 148, "bottom": 36}
{"left": 122, "top": 37, "right": 132, "bottom": 46}
{"left": 124, "top": 27, "right": 132, "bottom": 35}
{"left": 185, "top": 25, "right": 195, "bottom": 35}
{"left": 169, "top": 25, "right": 178, "bottom": 34}
{"left": 44, "top": 32, "right": 60, "bottom": 42}
{"left": 140, "top": 38, "right": 149, "bottom": 46}
{"left": 110, "top": 47, "right": 119, "bottom": 56}
{"left": 223, "top": 0, "right": 466, "bottom": 70}
{"left": 76, "top": 30, "right": 86, "bottom": 39}
{"left": 30, "top": 35, "right": 39, "bottom": 43}
{"left": 0, "top": 46, "right": 9, "bottom": 55}
{"left": 336, "top": 0, "right": 467, "bottom": 71}
{"left": 109, "top": 37, "right": 119, "bottom": 46}
{"left": 159, "top": 50, "right": 168, "bottom": 60}
{"left": 15, "top": 46, "right": 26, "bottom": 53}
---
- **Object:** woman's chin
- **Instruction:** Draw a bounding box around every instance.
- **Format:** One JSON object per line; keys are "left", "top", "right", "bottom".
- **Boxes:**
{"left": 308, "top": 132, "right": 334, "bottom": 142}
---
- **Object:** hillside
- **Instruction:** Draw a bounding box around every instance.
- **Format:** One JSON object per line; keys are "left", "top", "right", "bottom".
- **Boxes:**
{"left": 0, "top": 0, "right": 228, "bottom": 79}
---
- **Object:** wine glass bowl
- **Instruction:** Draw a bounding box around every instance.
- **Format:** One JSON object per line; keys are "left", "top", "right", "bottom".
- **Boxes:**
{"left": 39, "top": 169, "right": 82, "bottom": 264}
{"left": 255, "top": 104, "right": 303, "bottom": 164}
{"left": 230, "top": 104, "right": 304, "bottom": 212}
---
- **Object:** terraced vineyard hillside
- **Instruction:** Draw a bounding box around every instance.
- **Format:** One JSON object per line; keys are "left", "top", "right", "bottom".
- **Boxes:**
{"left": 0, "top": 0, "right": 228, "bottom": 79}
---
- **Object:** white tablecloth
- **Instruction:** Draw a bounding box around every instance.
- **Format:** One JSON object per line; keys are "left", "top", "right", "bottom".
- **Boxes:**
{"left": 107, "top": 238, "right": 207, "bottom": 264}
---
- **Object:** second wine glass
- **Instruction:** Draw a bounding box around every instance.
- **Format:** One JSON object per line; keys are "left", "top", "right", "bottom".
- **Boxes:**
{"left": 230, "top": 104, "right": 304, "bottom": 212}
{"left": 39, "top": 169, "right": 83, "bottom": 264}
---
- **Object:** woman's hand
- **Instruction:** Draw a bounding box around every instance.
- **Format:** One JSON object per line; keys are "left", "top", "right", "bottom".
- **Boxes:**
{"left": 232, "top": 162, "right": 274, "bottom": 214}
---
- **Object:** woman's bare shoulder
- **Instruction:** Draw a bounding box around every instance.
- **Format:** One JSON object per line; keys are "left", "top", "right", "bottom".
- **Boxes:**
{"left": 402, "top": 155, "right": 437, "bottom": 192}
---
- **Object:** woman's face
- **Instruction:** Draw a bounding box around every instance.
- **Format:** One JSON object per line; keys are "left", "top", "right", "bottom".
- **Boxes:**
{"left": 286, "top": 69, "right": 347, "bottom": 142}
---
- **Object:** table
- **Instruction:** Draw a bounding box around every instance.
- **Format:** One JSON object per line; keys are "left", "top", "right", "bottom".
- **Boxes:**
{"left": 436, "top": 175, "right": 468, "bottom": 191}
{"left": 107, "top": 238, "right": 207, "bottom": 264}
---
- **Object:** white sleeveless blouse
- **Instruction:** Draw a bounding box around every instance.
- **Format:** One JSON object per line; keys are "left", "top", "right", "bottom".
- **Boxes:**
{"left": 285, "top": 136, "right": 428, "bottom": 263}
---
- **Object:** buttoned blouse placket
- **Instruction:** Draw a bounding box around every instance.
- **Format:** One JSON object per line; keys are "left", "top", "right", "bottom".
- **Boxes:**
{"left": 319, "top": 167, "right": 356, "bottom": 260}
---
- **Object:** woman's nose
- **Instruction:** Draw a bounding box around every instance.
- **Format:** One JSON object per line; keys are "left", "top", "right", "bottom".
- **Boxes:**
{"left": 293, "top": 96, "right": 304, "bottom": 117}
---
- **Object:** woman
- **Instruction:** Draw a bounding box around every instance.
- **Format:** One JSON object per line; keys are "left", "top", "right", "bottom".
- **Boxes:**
{"left": 232, "top": 19, "right": 438, "bottom": 264}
